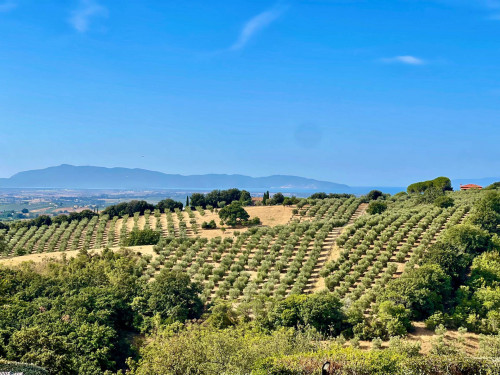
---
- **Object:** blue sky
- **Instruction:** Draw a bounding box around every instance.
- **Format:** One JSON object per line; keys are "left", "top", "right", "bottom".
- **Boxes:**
{"left": 0, "top": 0, "right": 499, "bottom": 186}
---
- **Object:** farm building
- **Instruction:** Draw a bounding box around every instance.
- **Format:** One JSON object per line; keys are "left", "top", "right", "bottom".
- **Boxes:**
{"left": 460, "top": 184, "right": 482, "bottom": 191}
{"left": 251, "top": 197, "right": 264, "bottom": 205}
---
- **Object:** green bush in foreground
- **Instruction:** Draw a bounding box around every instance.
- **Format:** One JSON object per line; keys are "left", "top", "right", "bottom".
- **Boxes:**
{"left": 255, "top": 347, "right": 500, "bottom": 375}
{"left": 0, "top": 359, "right": 48, "bottom": 375}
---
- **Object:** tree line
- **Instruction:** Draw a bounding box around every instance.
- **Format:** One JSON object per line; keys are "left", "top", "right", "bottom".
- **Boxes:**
{"left": 189, "top": 188, "right": 251, "bottom": 208}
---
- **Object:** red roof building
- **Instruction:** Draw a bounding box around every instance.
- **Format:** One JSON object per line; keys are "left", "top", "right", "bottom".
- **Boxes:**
{"left": 460, "top": 184, "right": 483, "bottom": 191}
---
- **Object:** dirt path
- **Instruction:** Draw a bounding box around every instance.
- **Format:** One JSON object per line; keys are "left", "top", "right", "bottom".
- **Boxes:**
{"left": 311, "top": 203, "right": 368, "bottom": 292}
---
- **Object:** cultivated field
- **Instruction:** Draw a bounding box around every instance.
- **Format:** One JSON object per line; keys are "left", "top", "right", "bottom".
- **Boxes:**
{"left": 0, "top": 192, "right": 482, "bottom": 306}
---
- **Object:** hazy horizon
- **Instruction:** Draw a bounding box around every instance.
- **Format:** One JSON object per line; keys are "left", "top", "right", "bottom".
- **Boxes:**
{"left": 1, "top": 163, "right": 498, "bottom": 190}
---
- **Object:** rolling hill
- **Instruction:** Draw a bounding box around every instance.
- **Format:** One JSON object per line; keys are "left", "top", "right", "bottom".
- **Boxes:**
{"left": 0, "top": 164, "right": 351, "bottom": 191}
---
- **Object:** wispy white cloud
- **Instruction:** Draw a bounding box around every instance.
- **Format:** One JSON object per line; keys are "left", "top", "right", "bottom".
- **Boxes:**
{"left": 380, "top": 55, "right": 426, "bottom": 65}
{"left": 230, "top": 5, "right": 287, "bottom": 51}
{"left": 0, "top": 1, "right": 17, "bottom": 13}
{"left": 69, "top": 0, "right": 108, "bottom": 33}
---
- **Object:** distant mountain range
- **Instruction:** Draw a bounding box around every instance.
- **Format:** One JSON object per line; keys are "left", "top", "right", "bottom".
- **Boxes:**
{"left": 0, "top": 165, "right": 352, "bottom": 192}
{"left": 1, "top": 165, "right": 495, "bottom": 194}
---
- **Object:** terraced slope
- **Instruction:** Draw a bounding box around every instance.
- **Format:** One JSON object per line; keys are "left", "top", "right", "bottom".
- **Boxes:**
{"left": 0, "top": 191, "right": 483, "bottom": 304}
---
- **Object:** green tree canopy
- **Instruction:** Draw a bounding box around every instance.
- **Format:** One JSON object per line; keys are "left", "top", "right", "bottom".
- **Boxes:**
{"left": 269, "top": 292, "right": 345, "bottom": 335}
{"left": 218, "top": 201, "right": 250, "bottom": 227}
{"left": 367, "top": 201, "right": 387, "bottom": 215}
{"left": 145, "top": 269, "right": 203, "bottom": 323}
{"left": 486, "top": 182, "right": 500, "bottom": 190}
{"left": 467, "top": 190, "right": 500, "bottom": 233}
{"left": 126, "top": 228, "right": 161, "bottom": 246}
{"left": 270, "top": 192, "right": 285, "bottom": 205}
{"left": 434, "top": 195, "right": 454, "bottom": 208}
{"left": 376, "top": 264, "right": 452, "bottom": 320}
{"left": 366, "top": 190, "right": 384, "bottom": 201}
{"left": 156, "top": 198, "right": 183, "bottom": 212}
{"left": 407, "top": 177, "right": 452, "bottom": 194}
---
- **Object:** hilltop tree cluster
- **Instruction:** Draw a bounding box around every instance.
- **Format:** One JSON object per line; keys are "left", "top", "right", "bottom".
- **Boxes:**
{"left": 189, "top": 188, "right": 251, "bottom": 208}
{"left": 103, "top": 199, "right": 183, "bottom": 218}
{"left": 407, "top": 176, "right": 453, "bottom": 194}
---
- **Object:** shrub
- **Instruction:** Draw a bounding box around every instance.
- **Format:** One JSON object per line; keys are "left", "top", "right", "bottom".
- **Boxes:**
{"left": 434, "top": 195, "right": 454, "bottom": 208}
{"left": 126, "top": 228, "right": 161, "bottom": 246}
{"left": 0, "top": 360, "right": 48, "bottom": 375}
{"left": 268, "top": 292, "right": 345, "bottom": 336}
{"left": 478, "top": 334, "right": 500, "bottom": 357}
{"left": 202, "top": 220, "right": 217, "bottom": 229}
{"left": 367, "top": 201, "right": 387, "bottom": 215}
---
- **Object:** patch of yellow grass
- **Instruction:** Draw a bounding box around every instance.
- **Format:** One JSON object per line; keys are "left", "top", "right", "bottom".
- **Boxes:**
{"left": 0, "top": 245, "right": 156, "bottom": 267}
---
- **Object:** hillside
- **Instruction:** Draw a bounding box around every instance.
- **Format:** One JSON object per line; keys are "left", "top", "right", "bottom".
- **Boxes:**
{"left": 0, "top": 164, "right": 350, "bottom": 191}
{"left": 1, "top": 188, "right": 499, "bottom": 375}
{"left": 0, "top": 191, "right": 480, "bottom": 303}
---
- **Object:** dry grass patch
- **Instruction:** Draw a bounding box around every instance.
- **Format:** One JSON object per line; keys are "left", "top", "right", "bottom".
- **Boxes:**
{"left": 0, "top": 245, "right": 157, "bottom": 267}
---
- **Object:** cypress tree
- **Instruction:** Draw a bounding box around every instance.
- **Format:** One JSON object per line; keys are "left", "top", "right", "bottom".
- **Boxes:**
{"left": 186, "top": 196, "right": 190, "bottom": 208}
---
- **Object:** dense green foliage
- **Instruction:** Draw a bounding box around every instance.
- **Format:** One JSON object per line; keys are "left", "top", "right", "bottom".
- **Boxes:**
{"left": 486, "top": 182, "right": 500, "bottom": 190}
{"left": 467, "top": 190, "right": 500, "bottom": 233}
{"left": 126, "top": 227, "right": 161, "bottom": 246}
{"left": 189, "top": 188, "right": 251, "bottom": 208}
{"left": 156, "top": 198, "right": 183, "bottom": 212}
{"left": 407, "top": 176, "right": 453, "bottom": 194}
{"left": 218, "top": 201, "right": 250, "bottom": 226}
{"left": 201, "top": 219, "right": 217, "bottom": 229}
{"left": 128, "top": 324, "right": 319, "bottom": 375}
{"left": 366, "top": 190, "right": 384, "bottom": 201}
{"left": 0, "top": 250, "right": 202, "bottom": 374}
{"left": 266, "top": 293, "right": 345, "bottom": 335}
{"left": 270, "top": 192, "right": 285, "bottom": 205}
{"left": 102, "top": 200, "right": 156, "bottom": 218}
{"left": 366, "top": 201, "right": 387, "bottom": 214}
{"left": 0, "top": 360, "right": 48, "bottom": 375}
{"left": 434, "top": 195, "right": 454, "bottom": 208}
{"left": 126, "top": 321, "right": 500, "bottom": 375}
{"left": 2, "top": 189, "right": 500, "bottom": 374}
{"left": 255, "top": 346, "right": 500, "bottom": 375}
